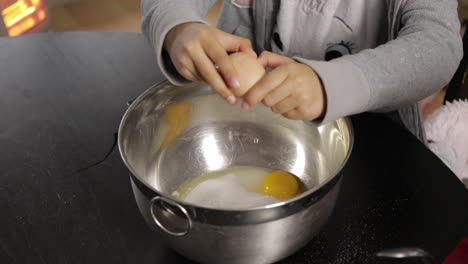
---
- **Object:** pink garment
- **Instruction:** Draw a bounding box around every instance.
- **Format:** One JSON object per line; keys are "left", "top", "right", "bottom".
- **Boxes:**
{"left": 443, "top": 238, "right": 468, "bottom": 264}
{"left": 424, "top": 99, "right": 468, "bottom": 181}
{"left": 421, "top": 91, "right": 442, "bottom": 116}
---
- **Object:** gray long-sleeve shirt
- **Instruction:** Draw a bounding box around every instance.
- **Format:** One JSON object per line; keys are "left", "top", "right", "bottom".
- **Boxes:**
{"left": 141, "top": 0, "right": 463, "bottom": 141}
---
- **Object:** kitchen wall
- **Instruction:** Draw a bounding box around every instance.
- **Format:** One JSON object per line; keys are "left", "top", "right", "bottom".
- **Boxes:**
{"left": 460, "top": 0, "right": 468, "bottom": 21}
{"left": 49, "top": 0, "right": 141, "bottom": 32}
{"left": 0, "top": 14, "right": 6, "bottom": 36}
{"left": 49, "top": 0, "right": 222, "bottom": 32}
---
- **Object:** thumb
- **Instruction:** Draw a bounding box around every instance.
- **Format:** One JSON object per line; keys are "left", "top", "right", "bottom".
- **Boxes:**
{"left": 216, "top": 30, "right": 257, "bottom": 58}
{"left": 257, "top": 51, "right": 294, "bottom": 69}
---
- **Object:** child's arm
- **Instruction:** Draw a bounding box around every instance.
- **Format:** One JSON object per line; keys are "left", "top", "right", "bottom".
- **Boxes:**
{"left": 141, "top": 0, "right": 255, "bottom": 105}
{"left": 244, "top": 0, "right": 462, "bottom": 122}
{"left": 141, "top": 0, "right": 215, "bottom": 85}
{"left": 301, "top": 0, "right": 463, "bottom": 123}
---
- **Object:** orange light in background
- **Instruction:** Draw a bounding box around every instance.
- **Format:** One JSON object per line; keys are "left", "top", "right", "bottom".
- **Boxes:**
{"left": 8, "top": 16, "right": 34, "bottom": 36}
{"left": 37, "top": 9, "right": 45, "bottom": 21}
{"left": 1, "top": 0, "right": 46, "bottom": 36}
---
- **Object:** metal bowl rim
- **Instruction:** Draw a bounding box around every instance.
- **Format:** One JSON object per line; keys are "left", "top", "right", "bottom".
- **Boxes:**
{"left": 118, "top": 81, "right": 354, "bottom": 214}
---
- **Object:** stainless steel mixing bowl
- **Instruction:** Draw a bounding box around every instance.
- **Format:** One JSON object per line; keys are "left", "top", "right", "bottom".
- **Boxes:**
{"left": 118, "top": 81, "right": 353, "bottom": 264}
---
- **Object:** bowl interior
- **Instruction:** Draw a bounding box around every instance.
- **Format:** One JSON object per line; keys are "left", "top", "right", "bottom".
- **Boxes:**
{"left": 119, "top": 82, "right": 352, "bottom": 201}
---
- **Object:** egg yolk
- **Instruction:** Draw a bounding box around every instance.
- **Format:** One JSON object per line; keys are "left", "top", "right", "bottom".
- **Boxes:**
{"left": 261, "top": 171, "right": 299, "bottom": 200}
{"left": 166, "top": 101, "right": 190, "bottom": 125}
{"left": 161, "top": 102, "right": 191, "bottom": 149}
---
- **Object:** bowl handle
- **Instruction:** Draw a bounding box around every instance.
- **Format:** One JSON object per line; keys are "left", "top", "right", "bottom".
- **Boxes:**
{"left": 375, "top": 248, "right": 435, "bottom": 264}
{"left": 149, "top": 196, "right": 192, "bottom": 236}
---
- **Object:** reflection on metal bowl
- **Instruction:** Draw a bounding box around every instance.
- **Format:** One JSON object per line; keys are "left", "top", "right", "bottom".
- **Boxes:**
{"left": 118, "top": 81, "right": 354, "bottom": 264}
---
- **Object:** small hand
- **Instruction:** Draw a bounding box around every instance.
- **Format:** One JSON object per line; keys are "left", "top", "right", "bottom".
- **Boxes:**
{"left": 242, "top": 51, "right": 326, "bottom": 120}
{"left": 164, "top": 22, "right": 257, "bottom": 104}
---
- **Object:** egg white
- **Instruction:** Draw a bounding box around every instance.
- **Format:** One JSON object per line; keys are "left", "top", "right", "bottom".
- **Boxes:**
{"left": 173, "top": 166, "right": 279, "bottom": 209}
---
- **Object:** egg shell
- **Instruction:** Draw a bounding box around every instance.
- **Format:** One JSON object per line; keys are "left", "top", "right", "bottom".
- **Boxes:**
{"left": 229, "top": 52, "right": 266, "bottom": 97}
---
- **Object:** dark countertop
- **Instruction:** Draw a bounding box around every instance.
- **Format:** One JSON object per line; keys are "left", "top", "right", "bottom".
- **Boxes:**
{"left": 1, "top": 32, "right": 467, "bottom": 264}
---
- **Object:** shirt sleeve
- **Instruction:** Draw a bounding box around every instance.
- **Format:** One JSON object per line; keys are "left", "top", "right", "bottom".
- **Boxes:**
{"left": 141, "top": 0, "right": 217, "bottom": 85}
{"left": 295, "top": 0, "right": 462, "bottom": 124}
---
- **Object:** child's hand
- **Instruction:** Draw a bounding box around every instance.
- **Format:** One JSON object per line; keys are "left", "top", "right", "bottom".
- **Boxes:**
{"left": 242, "top": 51, "right": 326, "bottom": 121}
{"left": 164, "top": 22, "right": 257, "bottom": 104}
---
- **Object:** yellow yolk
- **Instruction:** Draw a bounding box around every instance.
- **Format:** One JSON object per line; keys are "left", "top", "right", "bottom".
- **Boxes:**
{"left": 161, "top": 102, "right": 191, "bottom": 149}
{"left": 261, "top": 171, "right": 299, "bottom": 200}
{"left": 166, "top": 101, "right": 190, "bottom": 124}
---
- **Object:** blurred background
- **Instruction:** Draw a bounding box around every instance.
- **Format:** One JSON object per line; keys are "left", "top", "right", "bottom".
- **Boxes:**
{"left": 0, "top": 0, "right": 222, "bottom": 37}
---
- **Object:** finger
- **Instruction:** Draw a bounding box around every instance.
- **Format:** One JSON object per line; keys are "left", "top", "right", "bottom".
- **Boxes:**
{"left": 298, "top": 104, "right": 322, "bottom": 120}
{"left": 178, "top": 67, "right": 198, "bottom": 81}
{"left": 203, "top": 41, "right": 240, "bottom": 90}
{"left": 282, "top": 109, "right": 303, "bottom": 120}
{"left": 177, "top": 61, "right": 201, "bottom": 81}
{"left": 192, "top": 51, "right": 236, "bottom": 104}
{"left": 271, "top": 97, "right": 299, "bottom": 114}
{"left": 185, "top": 60, "right": 204, "bottom": 81}
{"left": 187, "top": 67, "right": 204, "bottom": 82}
{"left": 171, "top": 53, "right": 202, "bottom": 81}
{"left": 243, "top": 66, "right": 289, "bottom": 110}
{"left": 257, "top": 51, "right": 294, "bottom": 69}
{"left": 192, "top": 66, "right": 205, "bottom": 82}
{"left": 217, "top": 30, "right": 257, "bottom": 57}
{"left": 284, "top": 106, "right": 321, "bottom": 121}
{"left": 262, "top": 79, "right": 294, "bottom": 107}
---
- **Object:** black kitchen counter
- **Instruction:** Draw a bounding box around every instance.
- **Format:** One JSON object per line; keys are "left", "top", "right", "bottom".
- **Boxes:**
{"left": 1, "top": 32, "right": 467, "bottom": 264}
